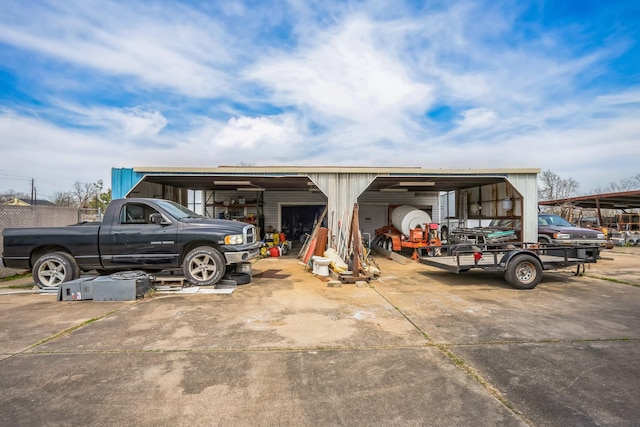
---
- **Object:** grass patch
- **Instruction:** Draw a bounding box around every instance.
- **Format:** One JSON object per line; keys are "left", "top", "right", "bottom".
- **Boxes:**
{"left": 434, "top": 343, "right": 530, "bottom": 423}
{"left": 0, "top": 272, "right": 32, "bottom": 282}
{"left": 588, "top": 275, "right": 639, "bottom": 287}
{"left": 8, "top": 284, "right": 35, "bottom": 289}
{"left": 26, "top": 309, "right": 121, "bottom": 350}
{"left": 144, "top": 288, "right": 160, "bottom": 299}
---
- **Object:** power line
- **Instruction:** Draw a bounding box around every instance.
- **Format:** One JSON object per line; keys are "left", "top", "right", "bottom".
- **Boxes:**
{"left": 0, "top": 173, "right": 78, "bottom": 188}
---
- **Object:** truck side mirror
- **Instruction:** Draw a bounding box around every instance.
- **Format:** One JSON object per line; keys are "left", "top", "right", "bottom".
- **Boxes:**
{"left": 149, "top": 213, "right": 165, "bottom": 224}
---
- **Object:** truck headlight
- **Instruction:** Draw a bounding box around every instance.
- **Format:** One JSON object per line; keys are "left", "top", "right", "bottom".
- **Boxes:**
{"left": 225, "top": 234, "right": 244, "bottom": 245}
{"left": 553, "top": 233, "right": 571, "bottom": 239}
{"left": 597, "top": 233, "right": 605, "bottom": 239}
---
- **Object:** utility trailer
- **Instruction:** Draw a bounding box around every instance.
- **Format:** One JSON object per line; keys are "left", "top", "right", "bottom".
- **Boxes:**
{"left": 419, "top": 243, "right": 600, "bottom": 289}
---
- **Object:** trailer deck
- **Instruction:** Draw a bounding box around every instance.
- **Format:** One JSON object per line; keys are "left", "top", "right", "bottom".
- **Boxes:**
{"left": 420, "top": 252, "right": 593, "bottom": 273}
{"left": 418, "top": 243, "right": 600, "bottom": 289}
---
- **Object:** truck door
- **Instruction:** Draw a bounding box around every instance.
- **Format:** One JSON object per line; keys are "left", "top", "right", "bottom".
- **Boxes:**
{"left": 100, "top": 201, "right": 179, "bottom": 268}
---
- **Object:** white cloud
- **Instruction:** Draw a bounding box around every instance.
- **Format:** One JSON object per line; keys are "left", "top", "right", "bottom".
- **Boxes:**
{"left": 595, "top": 88, "right": 640, "bottom": 106}
{"left": 0, "top": 110, "right": 121, "bottom": 196}
{"left": 0, "top": 1, "right": 233, "bottom": 97}
{"left": 212, "top": 115, "right": 303, "bottom": 149}
{"left": 458, "top": 108, "right": 498, "bottom": 128}
{"left": 52, "top": 103, "right": 169, "bottom": 140}
{"left": 247, "top": 16, "right": 434, "bottom": 130}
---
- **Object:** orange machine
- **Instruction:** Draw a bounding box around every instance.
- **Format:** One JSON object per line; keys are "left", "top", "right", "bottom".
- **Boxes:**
{"left": 375, "top": 206, "right": 442, "bottom": 259}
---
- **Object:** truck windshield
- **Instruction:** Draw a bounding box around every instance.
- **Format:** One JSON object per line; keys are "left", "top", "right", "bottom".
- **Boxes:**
{"left": 154, "top": 200, "right": 203, "bottom": 220}
{"left": 541, "top": 215, "right": 573, "bottom": 227}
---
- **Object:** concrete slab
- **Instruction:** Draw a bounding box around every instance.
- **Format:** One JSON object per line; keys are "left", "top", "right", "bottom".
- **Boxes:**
{"left": 0, "top": 294, "right": 126, "bottom": 358}
{"left": 373, "top": 257, "right": 640, "bottom": 344}
{"left": 30, "top": 260, "right": 426, "bottom": 352}
{"left": 1, "top": 251, "right": 638, "bottom": 426}
{"left": 0, "top": 349, "right": 525, "bottom": 426}
{"left": 455, "top": 340, "right": 640, "bottom": 427}
{"left": 585, "top": 248, "right": 640, "bottom": 286}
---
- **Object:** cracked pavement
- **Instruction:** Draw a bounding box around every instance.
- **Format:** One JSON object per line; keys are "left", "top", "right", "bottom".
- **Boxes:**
{"left": 1, "top": 248, "right": 639, "bottom": 426}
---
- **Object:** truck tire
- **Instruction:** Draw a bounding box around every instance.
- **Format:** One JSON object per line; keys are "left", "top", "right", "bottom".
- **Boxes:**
{"left": 33, "top": 252, "right": 80, "bottom": 288}
{"left": 183, "top": 246, "right": 226, "bottom": 286}
{"left": 223, "top": 272, "right": 251, "bottom": 285}
{"left": 504, "top": 254, "right": 543, "bottom": 289}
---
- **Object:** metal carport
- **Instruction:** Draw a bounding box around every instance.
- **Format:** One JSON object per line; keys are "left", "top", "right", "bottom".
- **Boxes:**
{"left": 111, "top": 166, "right": 540, "bottom": 242}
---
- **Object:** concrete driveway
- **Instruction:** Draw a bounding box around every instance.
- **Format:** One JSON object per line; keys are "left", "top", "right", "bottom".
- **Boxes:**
{"left": 1, "top": 248, "right": 639, "bottom": 426}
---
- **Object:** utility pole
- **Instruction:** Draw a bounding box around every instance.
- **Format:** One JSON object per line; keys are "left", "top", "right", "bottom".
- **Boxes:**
{"left": 31, "top": 178, "right": 35, "bottom": 205}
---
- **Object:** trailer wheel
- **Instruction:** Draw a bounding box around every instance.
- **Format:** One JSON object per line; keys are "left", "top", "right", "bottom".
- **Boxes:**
{"left": 32, "top": 252, "right": 79, "bottom": 288}
{"left": 505, "top": 254, "right": 542, "bottom": 289}
{"left": 384, "top": 237, "right": 394, "bottom": 252}
{"left": 183, "top": 246, "right": 226, "bottom": 286}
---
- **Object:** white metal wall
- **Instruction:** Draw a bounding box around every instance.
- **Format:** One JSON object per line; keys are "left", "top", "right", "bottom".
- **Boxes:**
{"left": 309, "top": 172, "right": 379, "bottom": 239}
{"left": 506, "top": 173, "right": 538, "bottom": 242}
{"left": 263, "top": 191, "right": 327, "bottom": 231}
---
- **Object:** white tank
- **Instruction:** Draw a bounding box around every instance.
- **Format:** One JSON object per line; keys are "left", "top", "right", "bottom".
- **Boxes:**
{"left": 391, "top": 205, "right": 432, "bottom": 236}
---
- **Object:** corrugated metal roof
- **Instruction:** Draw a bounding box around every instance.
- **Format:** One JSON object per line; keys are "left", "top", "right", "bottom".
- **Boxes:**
{"left": 120, "top": 166, "right": 539, "bottom": 195}
{"left": 539, "top": 190, "right": 640, "bottom": 210}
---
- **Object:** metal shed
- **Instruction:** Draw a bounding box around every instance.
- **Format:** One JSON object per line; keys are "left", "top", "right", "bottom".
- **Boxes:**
{"left": 111, "top": 166, "right": 540, "bottom": 243}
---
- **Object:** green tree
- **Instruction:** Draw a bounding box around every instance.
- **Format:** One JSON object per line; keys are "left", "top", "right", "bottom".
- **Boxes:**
{"left": 71, "top": 180, "right": 111, "bottom": 209}
{"left": 90, "top": 187, "right": 112, "bottom": 210}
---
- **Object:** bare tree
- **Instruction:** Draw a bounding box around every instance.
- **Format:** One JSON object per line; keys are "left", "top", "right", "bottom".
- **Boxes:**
{"left": 538, "top": 170, "right": 580, "bottom": 201}
{"left": 73, "top": 180, "right": 103, "bottom": 208}
{"left": 592, "top": 174, "right": 640, "bottom": 193}
{"left": 0, "top": 190, "right": 30, "bottom": 204}
{"left": 52, "top": 191, "right": 75, "bottom": 207}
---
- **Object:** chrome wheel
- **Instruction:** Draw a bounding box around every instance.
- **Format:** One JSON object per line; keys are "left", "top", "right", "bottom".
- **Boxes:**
{"left": 32, "top": 252, "right": 79, "bottom": 288}
{"left": 183, "top": 246, "right": 225, "bottom": 286}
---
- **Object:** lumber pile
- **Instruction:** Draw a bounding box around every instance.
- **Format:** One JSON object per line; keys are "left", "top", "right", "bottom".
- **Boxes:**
{"left": 297, "top": 203, "right": 380, "bottom": 282}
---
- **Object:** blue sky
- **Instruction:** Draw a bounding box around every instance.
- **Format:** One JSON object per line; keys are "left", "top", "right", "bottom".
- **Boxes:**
{"left": 0, "top": 0, "right": 639, "bottom": 200}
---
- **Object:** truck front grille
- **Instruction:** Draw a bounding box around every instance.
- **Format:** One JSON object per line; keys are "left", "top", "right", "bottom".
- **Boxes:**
{"left": 244, "top": 225, "right": 257, "bottom": 244}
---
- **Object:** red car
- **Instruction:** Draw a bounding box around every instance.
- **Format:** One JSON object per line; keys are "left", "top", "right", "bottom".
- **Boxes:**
{"left": 488, "top": 214, "right": 607, "bottom": 247}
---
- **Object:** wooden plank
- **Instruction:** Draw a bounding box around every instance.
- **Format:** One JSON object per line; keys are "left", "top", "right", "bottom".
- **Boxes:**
{"left": 314, "top": 227, "right": 329, "bottom": 256}
{"left": 370, "top": 244, "right": 408, "bottom": 264}
{"left": 303, "top": 237, "right": 317, "bottom": 264}
{"left": 338, "top": 274, "right": 370, "bottom": 284}
{"left": 350, "top": 204, "right": 360, "bottom": 278}
{"left": 298, "top": 205, "right": 328, "bottom": 261}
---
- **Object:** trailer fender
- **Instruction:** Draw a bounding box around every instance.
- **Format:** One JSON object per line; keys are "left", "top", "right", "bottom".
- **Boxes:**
{"left": 498, "top": 249, "right": 541, "bottom": 269}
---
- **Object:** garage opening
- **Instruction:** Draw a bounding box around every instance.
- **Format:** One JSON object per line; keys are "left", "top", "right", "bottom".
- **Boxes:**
{"left": 280, "top": 205, "right": 325, "bottom": 244}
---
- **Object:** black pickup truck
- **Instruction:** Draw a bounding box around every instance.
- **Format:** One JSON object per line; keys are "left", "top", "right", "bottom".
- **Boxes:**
{"left": 0, "top": 198, "right": 260, "bottom": 288}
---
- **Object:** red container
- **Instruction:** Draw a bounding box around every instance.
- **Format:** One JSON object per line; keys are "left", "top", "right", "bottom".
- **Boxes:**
{"left": 269, "top": 247, "right": 280, "bottom": 257}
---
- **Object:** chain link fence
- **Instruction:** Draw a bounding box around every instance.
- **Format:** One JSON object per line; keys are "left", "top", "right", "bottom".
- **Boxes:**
{"left": 0, "top": 205, "right": 81, "bottom": 278}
